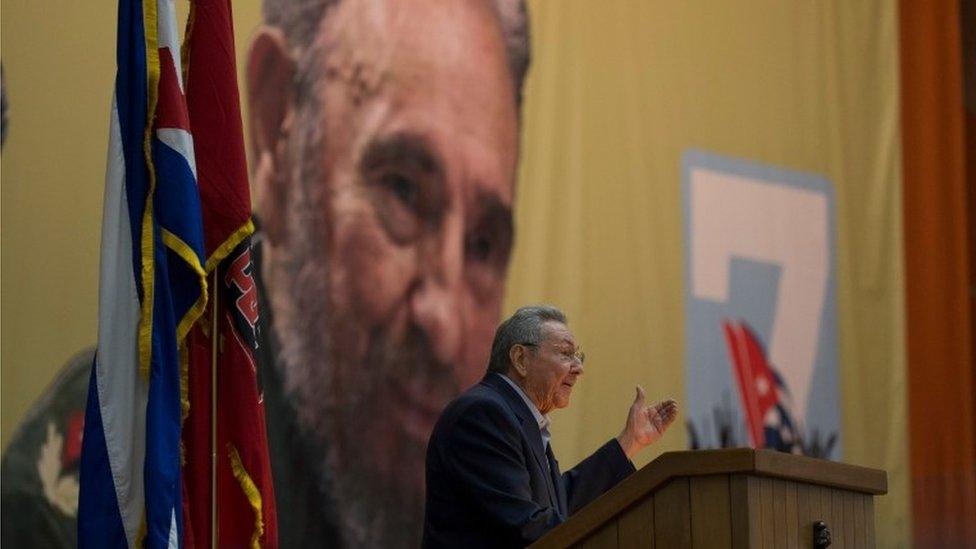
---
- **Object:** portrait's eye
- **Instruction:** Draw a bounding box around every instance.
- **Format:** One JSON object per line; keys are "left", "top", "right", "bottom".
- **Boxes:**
{"left": 359, "top": 133, "right": 448, "bottom": 245}
{"left": 380, "top": 172, "right": 419, "bottom": 209}
{"left": 369, "top": 170, "right": 423, "bottom": 243}
{"left": 465, "top": 232, "right": 495, "bottom": 263}
{"left": 464, "top": 200, "right": 513, "bottom": 301}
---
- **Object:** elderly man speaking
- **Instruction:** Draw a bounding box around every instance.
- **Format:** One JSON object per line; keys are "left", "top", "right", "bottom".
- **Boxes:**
{"left": 423, "top": 305, "right": 678, "bottom": 547}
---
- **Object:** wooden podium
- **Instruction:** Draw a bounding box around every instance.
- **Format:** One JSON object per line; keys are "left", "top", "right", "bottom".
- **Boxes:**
{"left": 531, "top": 448, "right": 887, "bottom": 548}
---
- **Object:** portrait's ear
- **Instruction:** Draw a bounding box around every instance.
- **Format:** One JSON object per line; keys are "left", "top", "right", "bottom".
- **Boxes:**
{"left": 246, "top": 27, "right": 295, "bottom": 246}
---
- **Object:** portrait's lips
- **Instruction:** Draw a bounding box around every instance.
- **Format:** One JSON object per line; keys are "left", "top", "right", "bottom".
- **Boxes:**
{"left": 392, "top": 377, "right": 449, "bottom": 441}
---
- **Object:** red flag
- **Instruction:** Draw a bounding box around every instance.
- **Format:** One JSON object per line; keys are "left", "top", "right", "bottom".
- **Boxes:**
{"left": 181, "top": 0, "right": 277, "bottom": 546}
{"left": 723, "top": 319, "right": 779, "bottom": 449}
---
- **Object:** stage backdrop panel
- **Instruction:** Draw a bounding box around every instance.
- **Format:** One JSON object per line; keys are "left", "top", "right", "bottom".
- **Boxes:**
{"left": 682, "top": 150, "right": 840, "bottom": 459}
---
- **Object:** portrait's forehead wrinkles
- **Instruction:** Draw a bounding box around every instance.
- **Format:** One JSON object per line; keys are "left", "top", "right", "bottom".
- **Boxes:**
{"left": 318, "top": 1, "right": 392, "bottom": 107}
{"left": 323, "top": 53, "right": 386, "bottom": 107}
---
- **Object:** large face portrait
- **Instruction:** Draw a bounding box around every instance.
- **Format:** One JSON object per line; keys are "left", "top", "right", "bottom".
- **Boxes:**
{"left": 246, "top": 0, "right": 529, "bottom": 545}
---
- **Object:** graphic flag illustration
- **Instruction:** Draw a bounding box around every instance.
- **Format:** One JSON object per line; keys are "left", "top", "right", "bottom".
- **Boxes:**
{"left": 683, "top": 150, "right": 840, "bottom": 459}
{"left": 722, "top": 319, "right": 798, "bottom": 451}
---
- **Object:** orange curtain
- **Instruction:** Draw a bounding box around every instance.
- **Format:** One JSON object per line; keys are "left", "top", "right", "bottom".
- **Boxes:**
{"left": 899, "top": 0, "right": 976, "bottom": 547}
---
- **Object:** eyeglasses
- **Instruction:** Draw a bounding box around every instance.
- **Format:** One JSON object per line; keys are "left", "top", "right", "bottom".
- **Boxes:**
{"left": 518, "top": 342, "right": 585, "bottom": 365}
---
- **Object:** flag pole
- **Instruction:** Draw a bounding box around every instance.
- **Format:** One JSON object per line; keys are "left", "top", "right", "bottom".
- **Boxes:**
{"left": 210, "top": 269, "right": 219, "bottom": 548}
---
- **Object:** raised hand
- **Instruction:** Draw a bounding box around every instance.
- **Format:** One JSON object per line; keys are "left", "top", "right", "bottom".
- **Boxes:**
{"left": 616, "top": 385, "right": 678, "bottom": 460}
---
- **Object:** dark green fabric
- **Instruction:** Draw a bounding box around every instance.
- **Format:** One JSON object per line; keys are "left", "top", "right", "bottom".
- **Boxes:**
{"left": 2, "top": 348, "right": 93, "bottom": 548}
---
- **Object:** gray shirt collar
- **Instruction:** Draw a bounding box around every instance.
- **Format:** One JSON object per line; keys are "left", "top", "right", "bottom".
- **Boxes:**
{"left": 494, "top": 373, "right": 551, "bottom": 449}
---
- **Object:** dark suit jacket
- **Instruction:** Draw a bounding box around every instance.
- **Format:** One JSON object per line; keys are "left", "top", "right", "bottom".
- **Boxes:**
{"left": 423, "top": 373, "right": 635, "bottom": 548}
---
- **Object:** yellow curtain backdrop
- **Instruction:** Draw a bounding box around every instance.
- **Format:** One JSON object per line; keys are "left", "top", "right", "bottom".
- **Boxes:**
{"left": 503, "top": 2, "right": 908, "bottom": 547}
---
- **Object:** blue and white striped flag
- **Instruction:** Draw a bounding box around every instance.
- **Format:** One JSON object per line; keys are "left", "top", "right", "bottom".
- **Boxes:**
{"left": 78, "top": 0, "right": 206, "bottom": 545}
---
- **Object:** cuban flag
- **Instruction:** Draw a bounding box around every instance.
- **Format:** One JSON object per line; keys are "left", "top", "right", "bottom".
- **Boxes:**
{"left": 78, "top": 0, "right": 206, "bottom": 545}
{"left": 722, "top": 319, "right": 799, "bottom": 451}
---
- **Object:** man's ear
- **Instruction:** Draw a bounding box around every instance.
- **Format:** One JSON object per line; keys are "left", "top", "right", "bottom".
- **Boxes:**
{"left": 246, "top": 26, "right": 295, "bottom": 246}
{"left": 509, "top": 345, "right": 528, "bottom": 377}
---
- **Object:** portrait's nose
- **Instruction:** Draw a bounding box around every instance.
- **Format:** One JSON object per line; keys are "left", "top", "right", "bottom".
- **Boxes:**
{"left": 410, "top": 221, "right": 463, "bottom": 367}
